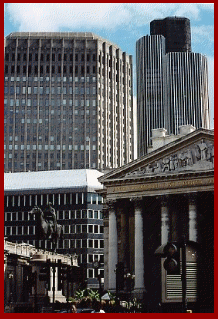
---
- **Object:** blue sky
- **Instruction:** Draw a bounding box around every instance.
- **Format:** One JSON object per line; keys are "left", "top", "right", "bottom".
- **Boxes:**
{"left": 4, "top": 3, "right": 214, "bottom": 128}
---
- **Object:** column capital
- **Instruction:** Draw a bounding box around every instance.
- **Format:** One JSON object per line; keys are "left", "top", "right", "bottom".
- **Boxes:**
{"left": 116, "top": 199, "right": 127, "bottom": 212}
{"left": 157, "top": 195, "right": 170, "bottom": 207}
{"left": 188, "top": 193, "right": 197, "bottom": 204}
{"left": 130, "top": 196, "right": 143, "bottom": 209}
{"left": 105, "top": 199, "right": 117, "bottom": 210}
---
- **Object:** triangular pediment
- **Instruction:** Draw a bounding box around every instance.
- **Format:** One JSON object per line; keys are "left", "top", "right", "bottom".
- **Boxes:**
{"left": 99, "top": 128, "right": 214, "bottom": 184}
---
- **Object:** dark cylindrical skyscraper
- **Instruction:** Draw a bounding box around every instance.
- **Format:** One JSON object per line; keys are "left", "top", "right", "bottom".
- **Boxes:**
{"left": 150, "top": 17, "right": 191, "bottom": 53}
{"left": 136, "top": 17, "right": 210, "bottom": 157}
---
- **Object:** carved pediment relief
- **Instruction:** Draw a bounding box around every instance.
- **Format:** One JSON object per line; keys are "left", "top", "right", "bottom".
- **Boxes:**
{"left": 125, "top": 139, "right": 214, "bottom": 178}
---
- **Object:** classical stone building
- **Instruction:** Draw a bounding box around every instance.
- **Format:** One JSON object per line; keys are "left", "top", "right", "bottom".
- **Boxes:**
{"left": 99, "top": 128, "right": 214, "bottom": 312}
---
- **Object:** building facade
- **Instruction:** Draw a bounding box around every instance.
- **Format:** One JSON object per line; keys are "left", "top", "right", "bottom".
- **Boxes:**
{"left": 4, "top": 32, "right": 134, "bottom": 172}
{"left": 99, "top": 128, "right": 214, "bottom": 313}
{"left": 136, "top": 17, "right": 210, "bottom": 156}
{"left": 4, "top": 169, "right": 104, "bottom": 288}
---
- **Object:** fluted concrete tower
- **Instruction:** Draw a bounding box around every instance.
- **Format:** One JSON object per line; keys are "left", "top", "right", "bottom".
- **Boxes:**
{"left": 4, "top": 32, "right": 134, "bottom": 172}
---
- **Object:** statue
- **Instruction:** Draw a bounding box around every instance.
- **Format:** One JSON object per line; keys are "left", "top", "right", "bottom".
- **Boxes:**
{"left": 198, "top": 139, "right": 208, "bottom": 161}
{"left": 29, "top": 204, "right": 63, "bottom": 251}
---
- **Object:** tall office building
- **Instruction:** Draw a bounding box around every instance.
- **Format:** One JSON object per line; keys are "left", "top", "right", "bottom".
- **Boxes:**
{"left": 4, "top": 32, "right": 134, "bottom": 172}
{"left": 150, "top": 16, "right": 191, "bottom": 53}
{"left": 136, "top": 17, "right": 210, "bottom": 156}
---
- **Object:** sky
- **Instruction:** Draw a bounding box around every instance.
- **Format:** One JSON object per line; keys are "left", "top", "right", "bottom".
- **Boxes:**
{"left": 4, "top": 3, "right": 214, "bottom": 129}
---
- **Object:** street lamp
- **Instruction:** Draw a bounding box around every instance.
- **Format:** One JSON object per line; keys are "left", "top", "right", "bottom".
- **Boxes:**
{"left": 8, "top": 272, "right": 14, "bottom": 309}
{"left": 93, "top": 256, "right": 102, "bottom": 301}
{"left": 124, "top": 272, "right": 135, "bottom": 309}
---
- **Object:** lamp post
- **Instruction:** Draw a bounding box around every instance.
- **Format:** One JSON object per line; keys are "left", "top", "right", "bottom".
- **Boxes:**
{"left": 124, "top": 272, "right": 135, "bottom": 310}
{"left": 8, "top": 272, "right": 14, "bottom": 304}
{"left": 93, "top": 256, "right": 102, "bottom": 302}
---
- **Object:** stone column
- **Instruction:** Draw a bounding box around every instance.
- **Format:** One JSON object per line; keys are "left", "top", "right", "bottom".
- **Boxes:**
{"left": 108, "top": 201, "right": 118, "bottom": 291}
{"left": 133, "top": 198, "right": 145, "bottom": 295}
{"left": 161, "top": 196, "right": 170, "bottom": 245}
{"left": 188, "top": 194, "right": 198, "bottom": 242}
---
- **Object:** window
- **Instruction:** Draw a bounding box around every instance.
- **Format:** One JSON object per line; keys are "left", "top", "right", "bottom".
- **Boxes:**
{"left": 70, "top": 239, "right": 75, "bottom": 248}
{"left": 29, "top": 226, "right": 34, "bottom": 235}
{"left": 58, "top": 211, "right": 63, "bottom": 220}
{"left": 94, "top": 225, "right": 98, "bottom": 233}
{"left": 94, "top": 240, "right": 98, "bottom": 248}
{"left": 88, "top": 269, "right": 94, "bottom": 278}
{"left": 6, "top": 227, "right": 11, "bottom": 236}
{"left": 76, "top": 239, "right": 81, "bottom": 248}
{"left": 71, "top": 225, "right": 75, "bottom": 234}
{"left": 88, "top": 225, "right": 93, "bottom": 233}
{"left": 64, "top": 239, "right": 69, "bottom": 249}
{"left": 100, "top": 240, "right": 104, "bottom": 248}
{"left": 64, "top": 225, "right": 69, "bottom": 234}
{"left": 76, "top": 225, "right": 81, "bottom": 233}
{"left": 82, "top": 240, "right": 87, "bottom": 249}
{"left": 88, "top": 254, "right": 93, "bottom": 263}
{"left": 6, "top": 212, "right": 11, "bottom": 221}
{"left": 64, "top": 210, "right": 69, "bottom": 219}
{"left": 88, "top": 209, "right": 93, "bottom": 218}
{"left": 82, "top": 210, "right": 87, "bottom": 219}
{"left": 88, "top": 239, "right": 93, "bottom": 248}
{"left": 82, "top": 225, "right": 87, "bottom": 233}
{"left": 94, "top": 211, "right": 98, "bottom": 219}
{"left": 76, "top": 210, "right": 81, "bottom": 219}
{"left": 18, "top": 226, "right": 22, "bottom": 235}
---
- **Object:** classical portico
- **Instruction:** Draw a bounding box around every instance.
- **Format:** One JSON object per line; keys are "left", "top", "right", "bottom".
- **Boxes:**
{"left": 99, "top": 128, "right": 214, "bottom": 312}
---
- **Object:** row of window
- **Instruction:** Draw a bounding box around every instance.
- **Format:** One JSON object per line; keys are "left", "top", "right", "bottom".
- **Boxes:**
{"left": 87, "top": 268, "right": 104, "bottom": 279}
{"left": 5, "top": 144, "right": 97, "bottom": 152}
{"left": 9, "top": 236, "right": 104, "bottom": 250}
{"left": 4, "top": 98, "right": 97, "bottom": 107}
{"left": 4, "top": 224, "right": 103, "bottom": 235}
{"left": 5, "top": 64, "right": 97, "bottom": 76}
{"left": 5, "top": 76, "right": 97, "bottom": 83}
{"left": 59, "top": 238, "right": 104, "bottom": 249}
{"left": 5, "top": 109, "right": 97, "bottom": 117}
{"left": 5, "top": 134, "right": 97, "bottom": 143}
{"left": 4, "top": 86, "right": 97, "bottom": 95}
{"left": 5, "top": 52, "right": 97, "bottom": 63}
{"left": 5, "top": 162, "right": 97, "bottom": 171}
{"left": 4, "top": 193, "right": 103, "bottom": 208}
{"left": 5, "top": 209, "right": 103, "bottom": 221}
